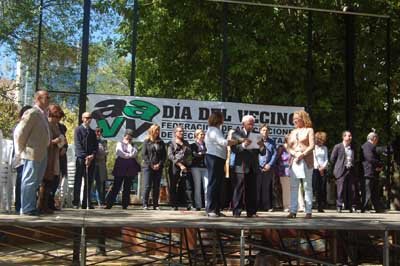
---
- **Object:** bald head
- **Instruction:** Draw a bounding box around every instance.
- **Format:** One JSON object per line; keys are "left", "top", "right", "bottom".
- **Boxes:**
{"left": 34, "top": 90, "right": 50, "bottom": 110}
{"left": 81, "top": 112, "right": 93, "bottom": 126}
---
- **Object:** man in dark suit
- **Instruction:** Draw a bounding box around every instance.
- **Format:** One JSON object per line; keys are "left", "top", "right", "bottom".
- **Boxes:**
{"left": 231, "top": 115, "right": 265, "bottom": 217}
{"left": 73, "top": 112, "right": 98, "bottom": 209}
{"left": 361, "top": 132, "right": 385, "bottom": 213}
{"left": 331, "top": 131, "right": 358, "bottom": 213}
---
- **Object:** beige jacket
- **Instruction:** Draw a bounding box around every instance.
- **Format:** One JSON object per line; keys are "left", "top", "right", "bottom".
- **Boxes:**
{"left": 14, "top": 107, "right": 50, "bottom": 162}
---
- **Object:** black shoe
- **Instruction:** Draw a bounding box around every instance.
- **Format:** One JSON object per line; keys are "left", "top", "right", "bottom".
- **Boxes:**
{"left": 375, "top": 209, "right": 387, "bottom": 213}
{"left": 187, "top": 205, "right": 193, "bottom": 211}
{"left": 172, "top": 206, "right": 178, "bottom": 211}
{"left": 104, "top": 205, "right": 112, "bottom": 209}
{"left": 207, "top": 212, "right": 219, "bottom": 217}
{"left": 318, "top": 208, "right": 324, "bottom": 213}
{"left": 350, "top": 207, "right": 357, "bottom": 213}
{"left": 246, "top": 213, "right": 258, "bottom": 218}
{"left": 336, "top": 207, "right": 342, "bottom": 213}
{"left": 24, "top": 210, "right": 40, "bottom": 216}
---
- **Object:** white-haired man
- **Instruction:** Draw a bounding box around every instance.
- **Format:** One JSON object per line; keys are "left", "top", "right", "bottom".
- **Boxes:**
{"left": 231, "top": 115, "right": 265, "bottom": 217}
{"left": 361, "top": 131, "right": 385, "bottom": 213}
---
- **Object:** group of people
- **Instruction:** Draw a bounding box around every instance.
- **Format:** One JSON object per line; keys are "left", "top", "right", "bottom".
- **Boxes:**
{"left": 12, "top": 91, "right": 387, "bottom": 217}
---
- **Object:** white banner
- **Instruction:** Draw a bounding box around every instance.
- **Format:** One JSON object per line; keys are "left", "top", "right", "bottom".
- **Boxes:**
{"left": 88, "top": 94, "right": 302, "bottom": 145}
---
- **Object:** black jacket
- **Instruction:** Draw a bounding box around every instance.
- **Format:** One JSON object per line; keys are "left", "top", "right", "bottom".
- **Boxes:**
{"left": 231, "top": 128, "right": 265, "bottom": 173}
{"left": 361, "top": 141, "right": 382, "bottom": 178}
{"left": 330, "top": 142, "right": 355, "bottom": 178}
{"left": 142, "top": 138, "right": 166, "bottom": 169}
{"left": 190, "top": 141, "right": 206, "bottom": 168}
{"left": 74, "top": 124, "right": 98, "bottom": 159}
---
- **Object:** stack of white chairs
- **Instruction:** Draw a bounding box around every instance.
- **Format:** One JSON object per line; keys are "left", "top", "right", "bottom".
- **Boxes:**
{"left": 0, "top": 137, "right": 15, "bottom": 213}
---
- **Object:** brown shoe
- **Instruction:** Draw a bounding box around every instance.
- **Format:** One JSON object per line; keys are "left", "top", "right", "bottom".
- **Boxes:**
{"left": 287, "top": 212, "right": 296, "bottom": 218}
{"left": 305, "top": 213, "right": 312, "bottom": 219}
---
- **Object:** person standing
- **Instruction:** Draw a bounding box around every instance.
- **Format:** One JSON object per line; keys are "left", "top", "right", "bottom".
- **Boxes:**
{"left": 191, "top": 129, "right": 207, "bottom": 211}
{"left": 106, "top": 129, "right": 140, "bottom": 209}
{"left": 142, "top": 124, "right": 166, "bottom": 210}
{"left": 331, "top": 131, "right": 358, "bottom": 213}
{"left": 73, "top": 112, "right": 98, "bottom": 209}
{"left": 39, "top": 104, "right": 65, "bottom": 214}
{"left": 231, "top": 115, "right": 265, "bottom": 218}
{"left": 204, "top": 112, "right": 237, "bottom": 217}
{"left": 167, "top": 126, "right": 193, "bottom": 210}
{"left": 257, "top": 124, "right": 277, "bottom": 212}
{"left": 13, "top": 105, "right": 32, "bottom": 214}
{"left": 14, "top": 90, "right": 50, "bottom": 215}
{"left": 286, "top": 110, "right": 314, "bottom": 219}
{"left": 361, "top": 131, "right": 385, "bottom": 213}
{"left": 94, "top": 127, "right": 108, "bottom": 206}
{"left": 313, "top": 131, "right": 329, "bottom": 212}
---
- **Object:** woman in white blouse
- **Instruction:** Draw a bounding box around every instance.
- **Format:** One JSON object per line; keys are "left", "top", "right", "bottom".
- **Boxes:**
{"left": 105, "top": 129, "right": 140, "bottom": 209}
{"left": 204, "top": 112, "right": 237, "bottom": 217}
{"left": 313, "top": 131, "right": 328, "bottom": 212}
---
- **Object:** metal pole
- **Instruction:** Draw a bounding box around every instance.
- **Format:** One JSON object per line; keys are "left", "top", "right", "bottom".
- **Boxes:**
{"left": 80, "top": 226, "right": 86, "bottom": 266}
{"left": 240, "top": 229, "right": 245, "bottom": 266}
{"left": 221, "top": 2, "right": 229, "bottom": 101}
{"left": 130, "top": 0, "right": 139, "bottom": 96}
{"left": 35, "top": 0, "right": 44, "bottom": 92}
{"left": 383, "top": 230, "right": 389, "bottom": 266}
{"left": 306, "top": 11, "right": 313, "bottom": 116}
{"left": 78, "top": 0, "right": 91, "bottom": 124}
{"left": 344, "top": 9, "right": 356, "bottom": 134}
{"left": 385, "top": 18, "right": 392, "bottom": 210}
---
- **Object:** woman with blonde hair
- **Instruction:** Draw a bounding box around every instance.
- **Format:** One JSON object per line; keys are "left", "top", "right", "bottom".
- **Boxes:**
{"left": 286, "top": 110, "right": 315, "bottom": 219}
{"left": 142, "top": 124, "right": 166, "bottom": 210}
{"left": 313, "top": 131, "right": 328, "bottom": 212}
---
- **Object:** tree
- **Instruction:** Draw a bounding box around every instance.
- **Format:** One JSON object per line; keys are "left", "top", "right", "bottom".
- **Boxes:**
{"left": 0, "top": 79, "right": 19, "bottom": 138}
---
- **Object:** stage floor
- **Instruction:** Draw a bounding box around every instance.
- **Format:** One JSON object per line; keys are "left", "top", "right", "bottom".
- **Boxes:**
{"left": 0, "top": 208, "right": 399, "bottom": 231}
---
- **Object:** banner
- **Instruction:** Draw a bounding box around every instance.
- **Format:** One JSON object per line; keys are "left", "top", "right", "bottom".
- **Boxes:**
{"left": 88, "top": 94, "right": 302, "bottom": 144}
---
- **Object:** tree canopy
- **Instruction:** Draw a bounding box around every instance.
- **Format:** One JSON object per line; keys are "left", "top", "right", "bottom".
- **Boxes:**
{"left": 1, "top": 0, "right": 399, "bottom": 147}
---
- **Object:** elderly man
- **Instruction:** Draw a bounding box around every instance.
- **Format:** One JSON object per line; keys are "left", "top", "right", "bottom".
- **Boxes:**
{"left": 361, "top": 131, "right": 385, "bottom": 213}
{"left": 14, "top": 90, "right": 50, "bottom": 215}
{"left": 73, "top": 112, "right": 98, "bottom": 209}
{"left": 231, "top": 115, "right": 265, "bottom": 217}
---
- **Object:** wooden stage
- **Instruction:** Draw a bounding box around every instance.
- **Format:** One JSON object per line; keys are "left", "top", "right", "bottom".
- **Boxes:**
{"left": 0, "top": 208, "right": 399, "bottom": 231}
{"left": 0, "top": 208, "right": 399, "bottom": 265}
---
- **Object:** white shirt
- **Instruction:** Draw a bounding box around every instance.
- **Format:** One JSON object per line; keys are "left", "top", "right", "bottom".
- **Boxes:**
{"left": 343, "top": 143, "right": 353, "bottom": 168}
{"left": 116, "top": 141, "right": 137, "bottom": 159}
{"left": 205, "top": 126, "right": 228, "bottom": 159}
{"left": 313, "top": 145, "right": 328, "bottom": 169}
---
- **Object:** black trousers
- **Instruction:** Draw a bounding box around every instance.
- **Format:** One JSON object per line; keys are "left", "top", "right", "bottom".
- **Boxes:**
{"left": 106, "top": 176, "right": 133, "bottom": 208}
{"left": 15, "top": 165, "right": 23, "bottom": 213}
{"left": 48, "top": 175, "right": 60, "bottom": 209}
{"left": 312, "top": 169, "right": 327, "bottom": 210}
{"left": 168, "top": 169, "right": 193, "bottom": 207}
{"left": 73, "top": 158, "right": 95, "bottom": 208}
{"left": 336, "top": 167, "right": 358, "bottom": 209}
{"left": 232, "top": 169, "right": 258, "bottom": 216}
{"left": 205, "top": 154, "right": 225, "bottom": 214}
{"left": 142, "top": 167, "right": 162, "bottom": 207}
{"left": 361, "top": 176, "right": 384, "bottom": 211}
{"left": 256, "top": 169, "right": 273, "bottom": 210}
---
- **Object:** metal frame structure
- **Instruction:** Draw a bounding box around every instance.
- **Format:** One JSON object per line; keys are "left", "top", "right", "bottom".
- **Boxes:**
{"left": 0, "top": 210, "right": 399, "bottom": 265}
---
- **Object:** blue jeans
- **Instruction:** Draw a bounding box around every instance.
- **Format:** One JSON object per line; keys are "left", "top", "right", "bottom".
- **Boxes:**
{"left": 20, "top": 155, "right": 47, "bottom": 214}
